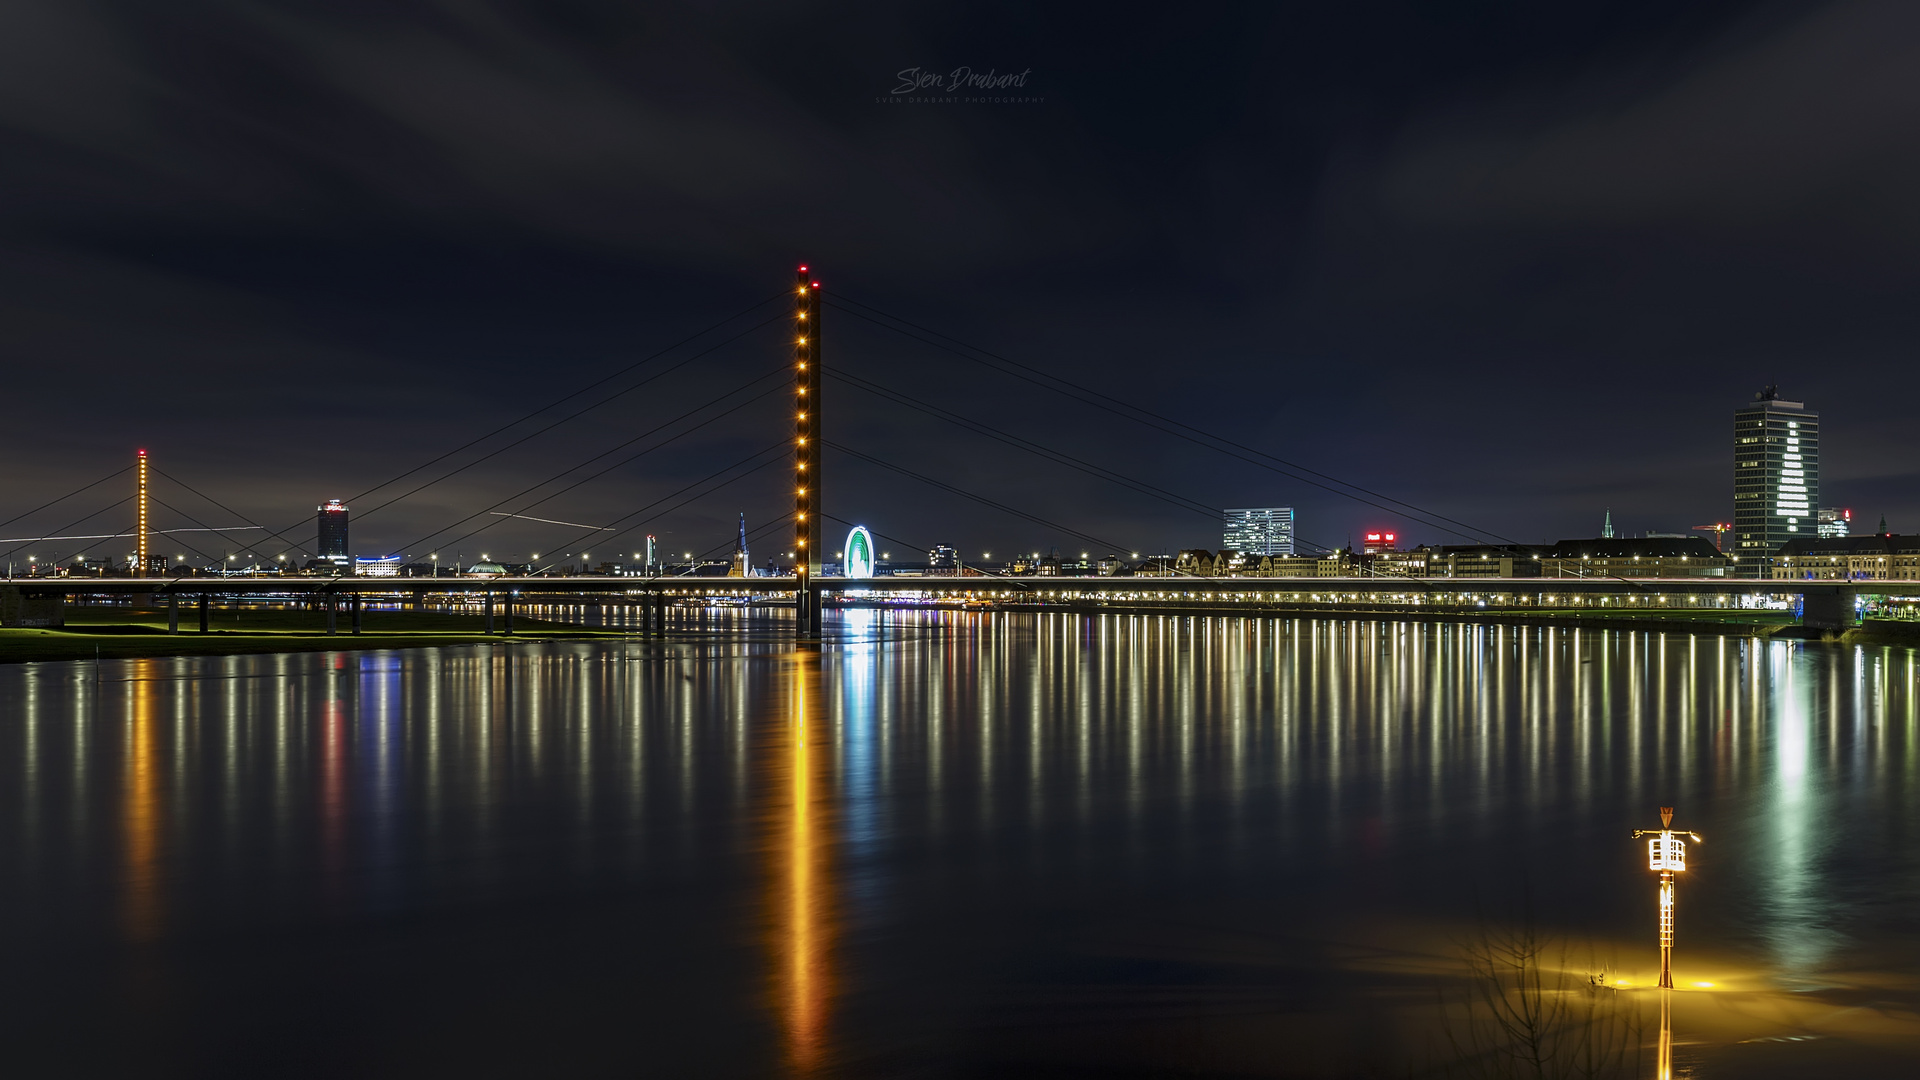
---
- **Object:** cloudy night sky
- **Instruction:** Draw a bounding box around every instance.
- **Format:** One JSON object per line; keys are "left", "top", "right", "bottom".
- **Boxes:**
{"left": 3, "top": 0, "right": 1916, "bottom": 565}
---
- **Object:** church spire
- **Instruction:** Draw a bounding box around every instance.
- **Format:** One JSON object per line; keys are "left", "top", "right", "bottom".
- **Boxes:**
{"left": 731, "top": 512, "right": 750, "bottom": 576}
{"left": 1603, "top": 508, "right": 1614, "bottom": 539}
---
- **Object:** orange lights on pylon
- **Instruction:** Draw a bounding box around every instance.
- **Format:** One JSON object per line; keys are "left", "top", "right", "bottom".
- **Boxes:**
{"left": 135, "top": 448, "right": 150, "bottom": 578}
{"left": 793, "top": 263, "right": 822, "bottom": 637}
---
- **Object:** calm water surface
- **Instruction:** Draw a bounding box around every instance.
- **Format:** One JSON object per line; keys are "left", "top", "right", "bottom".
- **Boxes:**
{"left": 2, "top": 611, "right": 1917, "bottom": 1077}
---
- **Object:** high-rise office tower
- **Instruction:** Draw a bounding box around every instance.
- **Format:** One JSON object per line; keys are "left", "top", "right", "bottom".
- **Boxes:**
{"left": 1733, "top": 387, "right": 1817, "bottom": 563}
{"left": 1223, "top": 507, "right": 1295, "bottom": 555}
{"left": 317, "top": 499, "right": 349, "bottom": 558}
{"left": 1817, "top": 508, "right": 1851, "bottom": 538}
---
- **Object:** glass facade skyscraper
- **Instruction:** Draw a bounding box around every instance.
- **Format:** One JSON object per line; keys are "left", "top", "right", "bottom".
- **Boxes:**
{"left": 1223, "top": 507, "right": 1294, "bottom": 555}
{"left": 1733, "top": 388, "right": 1817, "bottom": 564}
{"left": 317, "top": 499, "right": 349, "bottom": 558}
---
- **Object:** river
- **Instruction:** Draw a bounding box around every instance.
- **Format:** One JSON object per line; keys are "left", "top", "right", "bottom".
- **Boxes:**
{"left": 2, "top": 611, "right": 1916, "bottom": 1077}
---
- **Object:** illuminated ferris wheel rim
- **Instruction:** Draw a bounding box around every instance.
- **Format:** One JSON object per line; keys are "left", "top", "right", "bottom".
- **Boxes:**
{"left": 844, "top": 525, "right": 875, "bottom": 579}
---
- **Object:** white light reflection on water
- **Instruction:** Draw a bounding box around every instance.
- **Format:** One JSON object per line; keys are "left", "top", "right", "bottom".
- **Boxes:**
{"left": 1758, "top": 640, "right": 1841, "bottom": 981}
{"left": 0, "top": 615, "right": 1914, "bottom": 1076}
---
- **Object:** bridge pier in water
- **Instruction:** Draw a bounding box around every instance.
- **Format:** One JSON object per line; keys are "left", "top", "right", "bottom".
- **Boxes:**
{"left": 1801, "top": 585, "right": 1856, "bottom": 631}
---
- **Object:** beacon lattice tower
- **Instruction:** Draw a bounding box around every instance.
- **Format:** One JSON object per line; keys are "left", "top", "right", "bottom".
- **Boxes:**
{"left": 1632, "top": 806, "right": 1699, "bottom": 989}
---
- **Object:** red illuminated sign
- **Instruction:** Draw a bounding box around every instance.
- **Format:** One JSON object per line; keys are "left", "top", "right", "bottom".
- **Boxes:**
{"left": 1362, "top": 531, "right": 1399, "bottom": 555}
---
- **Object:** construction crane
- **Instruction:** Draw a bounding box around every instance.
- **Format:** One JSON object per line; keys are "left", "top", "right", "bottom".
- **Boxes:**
{"left": 1691, "top": 523, "right": 1731, "bottom": 552}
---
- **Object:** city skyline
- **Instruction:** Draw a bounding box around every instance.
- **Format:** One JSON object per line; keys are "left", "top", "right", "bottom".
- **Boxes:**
{"left": 2, "top": 4, "right": 1917, "bottom": 560}
{"left": 5, "top": 9, "right": 1920, "bottom": 1075}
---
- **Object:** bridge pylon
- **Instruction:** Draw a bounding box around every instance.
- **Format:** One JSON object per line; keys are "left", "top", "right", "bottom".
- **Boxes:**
{"left": 136, "top": 449, "right": 149, "bottom": 577}
{"left": 794, "top": 266, "right": 822, "bottom": 639}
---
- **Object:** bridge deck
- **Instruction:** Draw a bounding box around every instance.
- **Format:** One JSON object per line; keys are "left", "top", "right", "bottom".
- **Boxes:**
{"left": 6, "top": 575, "right": 1914, "bottom": 598}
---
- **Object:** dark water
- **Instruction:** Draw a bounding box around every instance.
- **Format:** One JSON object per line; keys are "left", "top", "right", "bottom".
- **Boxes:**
{"left": 2, "top": 611, "right": 1917, "bottom": 1077}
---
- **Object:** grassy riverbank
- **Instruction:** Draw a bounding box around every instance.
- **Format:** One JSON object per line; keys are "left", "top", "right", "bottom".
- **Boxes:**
{"left": 0, "top": 605, "right": 629, "bottom": 664}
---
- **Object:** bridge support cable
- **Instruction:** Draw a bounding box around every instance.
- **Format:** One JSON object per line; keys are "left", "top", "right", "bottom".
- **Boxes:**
{"left": 831, "top": 370, "right": 1219, "bottom": 517}
{"left": 396, "top": 366, "right": 793, "bottom": 557}
{"left": 824, "top": 439, "right": 1133, "bottom": 556}
{"left": 827, "top": 369, "right": 1333, "bottom": 555}
{"left": 23, "top": 496, "right": 240, "bottom": 572}
{"left": 0, "top": 465, "right": 134, "bottom": 535}
{"left": 494, "top": 440, "right": 790, "bottom": 568}
{"left": 674, "top": 512, "right": 796, "bottom": 572}
{"left": 334, "top": 291, "right": 787, "bottom": 510}
{"left": 154, "top": 467, "right": 315, "bottom": 560}
{"left": 827, "top": 295, "right": 1516, "bottom": 546}
{"left": 0, "top": 496, "right": 135, "bottom": 567}
{"left": 225, "top": 293, "right": 790, "bottom": 554}
{"left": 145, "top": 497, "right": 256, "bottom": 567}
{"left": 557, "top": 442, "right": 792, "bottom": 560}
{"left": 345, "top": 312, "right": 788, "bottom": 529}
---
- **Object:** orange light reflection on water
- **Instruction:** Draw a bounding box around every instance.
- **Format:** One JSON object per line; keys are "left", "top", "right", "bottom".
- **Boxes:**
{"left": 122, "top": 659, "right": 162, "bottom": 942}
{"left": 773, "top": 652, "right": 833, "bottom": 1075}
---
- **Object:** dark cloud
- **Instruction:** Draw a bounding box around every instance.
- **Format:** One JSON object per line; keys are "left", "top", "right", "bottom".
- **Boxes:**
{"left": 3, "top": 0, "right": 1915, "bottom": 565}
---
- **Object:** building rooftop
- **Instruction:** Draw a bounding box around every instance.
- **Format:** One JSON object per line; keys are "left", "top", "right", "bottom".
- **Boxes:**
{"left": 1546, "top": 537, "right": 1725, "bottom": 560}
{"left": 1778, "top": 534, "right": 1920, "bottom": 557}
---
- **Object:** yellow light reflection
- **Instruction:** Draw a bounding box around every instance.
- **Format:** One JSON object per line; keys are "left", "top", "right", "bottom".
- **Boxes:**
{"left": 770, "top": 652, "right": 834, "bottom": 1074}
{"left": 122, "top": 659, "right": 162, "bottom": 942}
{"left": 1657, "top": 988, "right": 1673, "bottom": 1080}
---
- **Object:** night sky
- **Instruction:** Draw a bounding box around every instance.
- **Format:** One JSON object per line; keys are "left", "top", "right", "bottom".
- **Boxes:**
{"left": 4, "top": 1, "right": 1915, "bottom": 565}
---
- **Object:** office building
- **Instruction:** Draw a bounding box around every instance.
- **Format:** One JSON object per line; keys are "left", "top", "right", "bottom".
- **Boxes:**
{"left": 1733, "top": 387, "right": 1817, "bottom": 564}
{"left": 354, "top": 555, "right": 401, "bottom": 577}
{"left": 1541, "top": 537, "right": 1729, "bottom": 578}
{"left": 1818, "top": 508, "right": 1851, "bottom": 538}
{"left": 1223, "top": 507, "right": 1294, "bottom": 556}
{"left": 1361, "top": 531, "right": 1398, "bottom": 555}
{"left": 317, "top": 500, "right": 349, "bottom": 559}
{"left": 927, "top": 544, "right": 959, "bottom": 575}
{"left": 1775, "top": 534, "right": 1920, "bottom": 580}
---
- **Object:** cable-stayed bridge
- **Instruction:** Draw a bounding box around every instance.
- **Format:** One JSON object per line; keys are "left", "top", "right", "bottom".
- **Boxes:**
{"left": 0, "top": 265, "right": 1895, "bottom": 636}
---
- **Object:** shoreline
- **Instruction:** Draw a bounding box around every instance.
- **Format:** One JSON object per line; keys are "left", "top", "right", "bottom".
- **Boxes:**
{"left": 6, "top": 604, "right": 1917, "bottom": 664}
